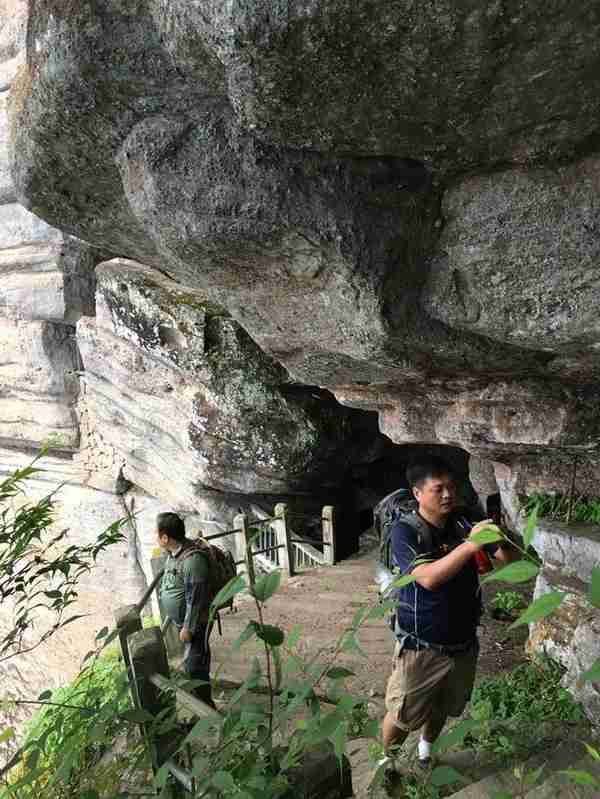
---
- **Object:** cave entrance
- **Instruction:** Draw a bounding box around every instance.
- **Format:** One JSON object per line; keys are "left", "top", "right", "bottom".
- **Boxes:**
{"left": 340, "top": 444, "right": 478, "bottom": 560}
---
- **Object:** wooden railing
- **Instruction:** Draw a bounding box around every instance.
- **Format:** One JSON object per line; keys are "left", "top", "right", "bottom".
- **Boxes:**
{"left": 115, "top": 502, "right": 348, "bottom": 797}
{"left": 114, "top": 601, "right": 352, "bottom": 798}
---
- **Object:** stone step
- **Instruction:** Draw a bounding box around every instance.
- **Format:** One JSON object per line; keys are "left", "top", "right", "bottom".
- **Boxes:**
{"left": 523, "top": 754, "right": 600, "bottom": 798}
{"left": 447, "top": 738, "right": 589, "bottom": 799}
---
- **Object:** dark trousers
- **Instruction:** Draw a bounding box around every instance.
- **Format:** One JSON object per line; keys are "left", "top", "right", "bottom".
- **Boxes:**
{"left": 183, "top": 623, "right": 215, "bottom": 708}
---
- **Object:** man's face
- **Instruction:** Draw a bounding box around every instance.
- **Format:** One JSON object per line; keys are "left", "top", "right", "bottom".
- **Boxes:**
{"left": 413, "top": 474, "right": 457, "bottom": 517}
{"left": 157, "top": 529, "right": 169, "bottom": 549}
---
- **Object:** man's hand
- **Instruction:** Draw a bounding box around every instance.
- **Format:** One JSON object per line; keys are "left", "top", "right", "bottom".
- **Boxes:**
{"left": 179, "top": 626, "right": 192, "bottom": 643}
{"left": 466, "top": 518, "right": 496, "bottom": 551}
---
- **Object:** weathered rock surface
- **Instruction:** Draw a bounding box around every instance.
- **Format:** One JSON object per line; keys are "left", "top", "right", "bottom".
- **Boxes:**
{"left": 0, "top": 319, "right": 80, "bottom": 448}
{"left": 77, "top": 258, "right": 386, "bottom": 506}
{"left": 3, "top": 0, "right": 600, "bottom": 730}
{"left": 528, "top": 520, "right": 600, "bottom": 725}
{"left": 10, "top": 0, "right": 600, "bottom": 473}
{"left": 0, "top": 6, "right": 98, "bottom": 452}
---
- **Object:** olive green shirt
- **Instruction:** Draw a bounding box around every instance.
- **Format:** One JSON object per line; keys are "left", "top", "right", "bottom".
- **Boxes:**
{"left": 159, "top": 543, "right": 210, "bottom": 632}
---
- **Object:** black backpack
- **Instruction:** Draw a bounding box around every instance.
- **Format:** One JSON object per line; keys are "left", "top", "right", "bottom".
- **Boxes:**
{"left": 376, "top": 488, "right": 435, "bottom": 574}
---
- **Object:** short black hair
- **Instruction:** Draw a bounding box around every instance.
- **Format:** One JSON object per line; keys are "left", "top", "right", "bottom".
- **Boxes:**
{"left": 406, "top": 457, "right": 456, "bottom": 489}
{"left": 156, "top": 512, "right": 186, "bottom": 542}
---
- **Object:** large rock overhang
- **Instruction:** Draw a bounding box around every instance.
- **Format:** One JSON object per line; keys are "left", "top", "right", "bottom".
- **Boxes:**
{"left": 8, "top": 0, "right": 600, "bottom": 471}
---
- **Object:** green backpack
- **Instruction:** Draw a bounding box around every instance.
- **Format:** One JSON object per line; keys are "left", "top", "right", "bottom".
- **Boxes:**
{"left": 175, "top": 538, "right": 237, "bottom": 614}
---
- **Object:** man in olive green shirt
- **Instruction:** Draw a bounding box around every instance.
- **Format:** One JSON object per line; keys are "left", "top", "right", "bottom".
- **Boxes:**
{"left": 157, "top": 512, "right": 215, "bottom": 708}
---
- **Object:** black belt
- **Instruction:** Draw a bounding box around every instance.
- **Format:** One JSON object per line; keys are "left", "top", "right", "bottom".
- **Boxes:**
{"left": 399, "top": 634, "right": 477, "bottom": 657}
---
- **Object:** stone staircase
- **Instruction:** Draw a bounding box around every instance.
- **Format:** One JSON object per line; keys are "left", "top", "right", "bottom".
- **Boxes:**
{"left": 171, "top": 538, "right": 599, "bottom": 799}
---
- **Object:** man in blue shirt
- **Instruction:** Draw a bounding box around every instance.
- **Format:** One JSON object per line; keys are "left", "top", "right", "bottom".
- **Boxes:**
{"left": 382, "top": 457, "right": 514, "bottom": 773}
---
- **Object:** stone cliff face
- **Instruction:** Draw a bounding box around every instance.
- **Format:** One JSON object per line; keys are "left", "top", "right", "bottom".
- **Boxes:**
{"left": 1, "top": 0, "right": 600, "bottom": 723}
{"left": 9, "top": 0, "right": 600, "bottom": 497}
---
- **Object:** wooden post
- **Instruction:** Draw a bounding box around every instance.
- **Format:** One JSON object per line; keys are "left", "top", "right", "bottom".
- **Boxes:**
{"left": 114, "top": 604, "right": 142, "bottom": 701}
{"left": 233, "top": 512, "right": 247, "bottom": 569}
{"left": 321, "top": 506, "right": 336, "bottom": 566}
{"left": 274, "top": 502, "right": 295, "bottom": 576}
{"left": 128, "top": 628, "right": 177, "bottom": 778}
{"left": 236, "top": 512, "right": 257, "bottom": 588}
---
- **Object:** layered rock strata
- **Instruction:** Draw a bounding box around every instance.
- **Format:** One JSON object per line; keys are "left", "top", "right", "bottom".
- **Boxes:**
{"left": 10, "top": 0, "right": 600, "bottom": 492}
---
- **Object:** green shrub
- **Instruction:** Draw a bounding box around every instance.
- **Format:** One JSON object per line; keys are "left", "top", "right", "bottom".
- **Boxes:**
{"left": 491, "top": 590, "right": 525, "bottom": 615}
{"left": 523, "top": 492, "right": 600, "bottom": 524}
{"left": 466, "top": 657, "right": 586, "bottom": 758}
{"left": 9, "top": 651, "right": 133, "bottom": 798}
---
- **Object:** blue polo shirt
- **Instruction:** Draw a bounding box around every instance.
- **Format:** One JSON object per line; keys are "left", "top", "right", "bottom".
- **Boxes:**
{"left": 391, "top": 515, "right": 482, "bottom": 646}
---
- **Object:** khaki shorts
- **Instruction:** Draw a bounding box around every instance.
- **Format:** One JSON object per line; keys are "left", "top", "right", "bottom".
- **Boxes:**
{"left": 385, "top": 640, "right": 478, "bottom": 730}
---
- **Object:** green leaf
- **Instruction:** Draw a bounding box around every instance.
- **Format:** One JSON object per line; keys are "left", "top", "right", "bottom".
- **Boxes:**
{"left": 366, "top": 604, "right": 395, "bottom": 622}
{"left": 80, "top": 791, "right": 100, "bottom": 799}
{"left": 212, "top": 771, "right": 236, "bottom": 791}
{"left": 430, "top": 765, "right": 466, "bottom": 787}
{"left": 252, "top": 569, "right": 282, "bottom": 602}
{"left": 523, "top": 505, "right": 538, "bottom": 552}
{"left": 585, "top": 743, "right": 600, "bottom": 761}
{"left": 431, "top": 719, "right": 480, "bottom": 754}
{"left": 286, "top": 624, "right": 302, "bottom": 649}
{"left": 579, "top": 659, "right": 600, "bottom": 684}
{"left": 0, "top": 727, "right": 14, "bottom": 743}
{"left": 509, "top": 591, "right": 566, "bottom": 629}
{"left": 232, "top": 623, "right": 257, "bottom": 650}
{"left": 341, "top": 630, "right": 367, "bottom": 657}
{"left": 481, "top": 560, "right": 539, "bottom": 585}
{"left": 308, "top": 711, "right": 345, "bottom": 743}
{"left": 524, "top": 764, "right": 546, "bottom": 787}
{"left": 558, "top": 769, "right": 599, "bottom": 787}
{"left": 588, "top": 565, "right": 600, "bottom": 609}
{"left": 155, "top": 764, "right": 170, "bottom": 788}
{"left": 392, "top": 574, "right": 417, "bottom": 589}
{"left": 185, "top": 717, "right": 218, "bottom": 741}
{"left": 331, "top": 720, "right": 348, "bottom": 761}
{"left": 255, "top": 623, "right": 284, "bottom": 647}
{"left": 327, "top": 667, "right": 355, "bottom": 681}
{"left": 37, "top": 690, "right": 52, "bottom": 701}
{"left": 121, "top": 708, "right": 154, "bottom": 723}
{"left": 468, "top": 525, "right": 503, "bottom": 546}
{"left": 95, "top": 626, "right": 109, "bottom": 640}
{"left": 210, "top": 574, "right": 246, "bottom": 613}
{"left": 44, "top": 590, "right": 62, "bottom": 598}
{"left": 362, "top": 718, "right": 380, "bottom": 738}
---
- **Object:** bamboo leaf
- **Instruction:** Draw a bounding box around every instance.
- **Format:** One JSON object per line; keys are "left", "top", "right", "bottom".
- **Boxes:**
{"left": 558, "top": 769, "right": 598, "bottom": 787}
{"left": 481, "top": 560, "right": 539, "bottom": 585}
{"left": 327, "top": 667, "right": 355, "bottom": 681}
{"left": 468, "top": 525, "right": 503, "bottom": 546}
{"left": 210, "top": 574, "right": 246, "bottom": 615}
{"left": 509, "top": 591, "right": 566, "bottom": 629}
{"left": 252, "top": 570, "right": 282, "bottom": 602}
{"left": 392, "top": 574, "right": 417, "bottom": 589}
{"left": 431, "top": 719, "right": 480, "bottom": 754}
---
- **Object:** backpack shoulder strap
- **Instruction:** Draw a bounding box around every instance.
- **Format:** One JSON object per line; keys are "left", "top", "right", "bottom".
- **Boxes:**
{"left": 397, "top": 511, "right": 434, "bottom": 554}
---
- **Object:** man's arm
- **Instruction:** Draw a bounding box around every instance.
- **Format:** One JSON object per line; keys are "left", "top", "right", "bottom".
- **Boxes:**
{"left": 180, "top": 553, "right": 210, "bottom": 642}
{"left": 411, "top": 520, "right": 491, "bottom": 592}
